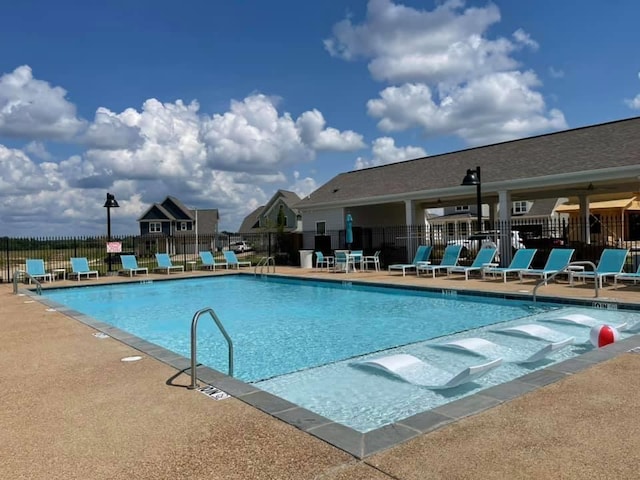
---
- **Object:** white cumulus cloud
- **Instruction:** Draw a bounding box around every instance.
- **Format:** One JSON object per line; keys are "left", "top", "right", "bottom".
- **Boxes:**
{"left": 0, "top": 65, "right": 85, "bottom": 140}
{"left": 355, "top": 137, "right": 427, "bottom": 169}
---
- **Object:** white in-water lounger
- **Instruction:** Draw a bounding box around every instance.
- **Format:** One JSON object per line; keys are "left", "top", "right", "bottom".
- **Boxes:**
{"left": 539, "top": 313, "right": 627, "bottom": 331}
{"left": 434, "top": 337, "right": 575, "bottom": 364}
{"left": 355, "top": 353, "right": 502, "bottom": 390}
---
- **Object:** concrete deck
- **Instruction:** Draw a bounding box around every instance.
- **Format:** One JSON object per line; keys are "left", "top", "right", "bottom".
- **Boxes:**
{"left": 3, "top": 267, "right": 640, "bottom": 479}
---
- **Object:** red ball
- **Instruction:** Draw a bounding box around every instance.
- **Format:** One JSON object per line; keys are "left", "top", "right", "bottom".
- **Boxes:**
{"left": 589, "top": 324, "right": 619, "bottom": 348}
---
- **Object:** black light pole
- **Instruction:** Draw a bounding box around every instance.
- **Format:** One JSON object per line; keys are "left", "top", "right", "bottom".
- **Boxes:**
{"left": 461, "top": 166, "right": 482, "bottom": 232}
{"left": 103, "top": 193, "right": 120, "bottom": 273}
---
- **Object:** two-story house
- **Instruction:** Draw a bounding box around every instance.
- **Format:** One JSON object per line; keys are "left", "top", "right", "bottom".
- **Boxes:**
{"left": 137, "top": 196, "right": 219, "bottom": 255}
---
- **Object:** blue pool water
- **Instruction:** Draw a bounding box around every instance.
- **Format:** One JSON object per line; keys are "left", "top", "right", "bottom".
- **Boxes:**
{"left": 43, "top": 276, "right": 640, "bottom": 432}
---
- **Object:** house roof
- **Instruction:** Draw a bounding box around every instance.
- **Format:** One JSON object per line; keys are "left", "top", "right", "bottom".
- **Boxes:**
{"left": 238, "top": 206, "right": 263, "bottom": 232}
{"left": 262, "top": 190, "right": 301, "bottom": 217}
{"left": 296, "top": 116, "right": 640, "bottom": 209}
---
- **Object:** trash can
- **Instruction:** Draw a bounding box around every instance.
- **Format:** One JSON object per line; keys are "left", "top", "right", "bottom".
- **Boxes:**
{"left": 299, "top": 249, "right": 314, "bottom": 268}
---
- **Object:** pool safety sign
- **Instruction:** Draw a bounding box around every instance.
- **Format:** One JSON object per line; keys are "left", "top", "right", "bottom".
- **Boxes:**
{"left": 197, "top": 385, "right": 230, "bottom": 401}
{"left": 107, "top": 242, "right": 122, "bottom": 253}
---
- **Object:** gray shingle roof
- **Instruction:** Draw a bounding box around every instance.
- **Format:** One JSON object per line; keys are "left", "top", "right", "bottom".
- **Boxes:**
{"left": 297, "top": 116, "right": 640, "bottom": 208}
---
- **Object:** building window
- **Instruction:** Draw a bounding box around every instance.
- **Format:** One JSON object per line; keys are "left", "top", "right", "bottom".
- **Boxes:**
{"left": 513, "top": 201, "right": 528, "bottom": 214}
{"left": 455, "top": 205, "right": 469, "bottom": 211}
{"left": 150, "top": 222, "right": 161, "bottom": 233}
{"left": 316, "top": 221, "right": 326, "bottom": 235}
{"left": 179, "top": 221, "right": 188, "bottom": 231}
{"left": 459, "top": 222, "right": 468, "bottom": 236}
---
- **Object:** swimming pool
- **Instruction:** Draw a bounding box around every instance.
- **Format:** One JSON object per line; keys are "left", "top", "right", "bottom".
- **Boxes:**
{"left": 43, "top": 275, "right": 640, "bottom": 433}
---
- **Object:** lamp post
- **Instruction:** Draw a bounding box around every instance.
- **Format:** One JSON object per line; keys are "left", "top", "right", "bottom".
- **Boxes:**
{"left": 103, "top": 192, "right": 120, "bottom": 273}
{"left": 461, "top": 166, "right": 482, "bottom": 232}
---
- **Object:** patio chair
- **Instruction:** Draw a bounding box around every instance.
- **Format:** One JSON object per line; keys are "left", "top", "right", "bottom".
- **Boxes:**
{"left": 315, "top": 251, "right": 334, "bottom": 270}
{"left": 223, "top": 250, "right": 251, "bottom": 269}
{"left": 447, "top": 247, "right": 497, "bottom": 280}
{"left": 153, "top": 253, "right": 185, "bottom": 274}
{"left": 482, "top": 248, "right": 538, "bottom": 283}
{"left": 518, "top": 248, "right": 575, "bottom": 285}
{"left": 68, "top": 257, "right": 99, "bottom": 281}
{"left": 417, "top": 244, "right": 463, "bottom": 278}
{"left": 362, "top": 250, "right": 381, "bottom": 271}
{"left": 570, "top": 248, "right": 629, "bottom": 288}
{"left": 333, "top": 251, "right": 357, "bottom": 273}
{"left": 199, "top": 251, "right": 227, "bottom": 270}
{"left": 614, "top": 260, "right": 640, "bottom": 287}
{"left": 388, "top": 245, "right": 432, "bottom": 276}
{"left": 25, "top": 259, "right": 52, "bottom": 283}
{"left": 118, "top": 255, "right": 148, "bottom": 277}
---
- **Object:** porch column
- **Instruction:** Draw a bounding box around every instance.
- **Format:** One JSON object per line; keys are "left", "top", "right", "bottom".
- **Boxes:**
{"left": 405, "top": 199, "right": 419, "bottom": 255}
{"left": 498, "top": 190, "right": 513, "bottom": 267}
{"left": 578, "top": 195, "right": 591, "bottom": 244}
{"left": 488, "top": 201, "right": 498, "bottom": 229}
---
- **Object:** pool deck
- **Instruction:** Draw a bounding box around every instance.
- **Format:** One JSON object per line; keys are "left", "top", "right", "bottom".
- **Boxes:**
{"left": 3, "top": 267, "right": 640, "bottom": 479}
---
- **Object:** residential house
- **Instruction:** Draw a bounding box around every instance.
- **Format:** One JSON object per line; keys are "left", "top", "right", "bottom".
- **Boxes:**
{"left": 137, "top": 196, "right": 219, "bottom": 255}
{"left": 238, "top": 190, "right": 301, "bottom": 234}
{"left": 428, "top": 198, "right": 568, "bottom": 243}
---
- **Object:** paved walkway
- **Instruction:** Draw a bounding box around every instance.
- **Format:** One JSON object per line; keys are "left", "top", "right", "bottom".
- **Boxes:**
{"left": 2, "top": 268, "right": 640, "bottom": 479}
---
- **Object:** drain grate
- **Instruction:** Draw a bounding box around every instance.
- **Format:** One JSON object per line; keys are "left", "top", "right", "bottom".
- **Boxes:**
{"left": 197, "top": 385, "right": 230, "bottom": 401}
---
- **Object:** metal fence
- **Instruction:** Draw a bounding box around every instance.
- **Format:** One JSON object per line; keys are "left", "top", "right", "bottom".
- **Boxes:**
{"left": 2, "top": 216, "right": 639, "bottom": 282}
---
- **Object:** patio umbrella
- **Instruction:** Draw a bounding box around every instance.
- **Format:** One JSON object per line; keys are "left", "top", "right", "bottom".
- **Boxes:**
{"left": 345, "top": 213, "right": 353, "bottom": 249}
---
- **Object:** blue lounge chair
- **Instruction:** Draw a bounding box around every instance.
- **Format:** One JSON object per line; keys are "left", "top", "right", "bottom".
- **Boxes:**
{"left": 223, "top": 250, "right": 251, "bottom": 269}
{"left": 25, "top": 259, "right": 52, "bottom": 283}
{"left": 388, "top": 245, "right": 432, "bottom": 276}
{"left": 482, "top": 248, "right": 538, "bottom": 283}
{"left": 69, "top": 257, "right": 99, "bottom": 281}
{"left": 199, "top": 251, "right": 227, "bottom": 270}
{"left": 571, "top": 248, "right": 629, "bottom": 288}
{"left": 447, "top": 247, "right": 498, "bottom": 280}
{"left": 518, "top": 248, "right": 575, "bottom": 284}
{"left": 119, "top": 255, "right": 148, "bottom": 276}
{"left": 154, "top": 253, "right": 185, "bottom": 274}
{"left": 417, "top": 244, "right": 463, "bottom": 278}
{"left": 614, "top": 260, "right": 640, "bottom": 287}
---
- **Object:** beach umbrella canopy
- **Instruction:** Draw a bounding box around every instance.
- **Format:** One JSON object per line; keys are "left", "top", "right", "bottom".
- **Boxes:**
{"left": 345, "top": 214, "right": 353, "bottom": 246}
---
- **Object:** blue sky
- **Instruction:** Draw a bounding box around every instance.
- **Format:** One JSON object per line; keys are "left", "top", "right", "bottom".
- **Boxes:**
{"left": 1, "top": 0, "right": 639, "bottom": 236}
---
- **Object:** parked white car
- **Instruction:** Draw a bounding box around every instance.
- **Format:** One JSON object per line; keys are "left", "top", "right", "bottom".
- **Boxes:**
{"left": 447, "top": 231, "right": 525, "bottom": 257}
{"left": 231, "top": 241, "right": 252, "bottom": 253}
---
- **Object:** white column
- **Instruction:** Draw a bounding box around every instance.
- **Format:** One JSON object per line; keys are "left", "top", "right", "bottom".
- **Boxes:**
{"left": 579, "top": 195, "right": 591, "bottom": 244}
{"left": 405, "top": 199, "right": 418, "bottom": 254}
{"left": 498, "top": 190, "right": 513, "bottom": 267}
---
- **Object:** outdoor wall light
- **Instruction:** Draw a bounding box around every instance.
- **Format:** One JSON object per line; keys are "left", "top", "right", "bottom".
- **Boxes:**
{"left": 461, "top": 166, "right": 482, "bottom": 232}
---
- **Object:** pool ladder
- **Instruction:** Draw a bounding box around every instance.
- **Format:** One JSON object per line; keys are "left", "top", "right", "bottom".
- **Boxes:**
{"left": 189, "top": 307, "right": 234, "bottom": 389}
{"left": 532, "top": 260, "right": 598, "bottom": 302}
{"left": 13, "top": 271, "right": 42, "bottom": 295}
{"left": 254, "top": 256, "right": 276, "bottom": 275}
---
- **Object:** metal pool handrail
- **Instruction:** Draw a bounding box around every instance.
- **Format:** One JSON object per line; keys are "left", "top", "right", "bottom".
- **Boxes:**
{"left": 254, "top": 256, "right": 275, "bottom": 275}
{"left": 532, "top": 260, "right": 598, "bottom": 302}
{"left": 13, "top": 270, "right": 42, "bottom": 295}
{"left": 189, "top": 307, "right": 234, "bottom": 389}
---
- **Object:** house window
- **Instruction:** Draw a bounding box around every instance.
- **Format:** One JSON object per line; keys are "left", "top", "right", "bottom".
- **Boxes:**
{"left": 513, "top": 201, "right": 528, "bottom": 214}
{"left": 179, "top": 221, "right": 188, "bottom": 231}
{"left": 455, "top": 205, "right": 469, "bottom": 211}
{"left": 316, "top": 221, "right": 326, "bottom": 235}
{"left": 459, "top": 222, "right": 468, "bottom": 236}
{"left": 149, "top": 222, "right": 161, "bottom": 233}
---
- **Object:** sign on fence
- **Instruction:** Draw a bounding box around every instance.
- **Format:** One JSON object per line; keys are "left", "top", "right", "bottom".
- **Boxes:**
{"left": 106, "top": 242, "right": 122, "bottom": 253}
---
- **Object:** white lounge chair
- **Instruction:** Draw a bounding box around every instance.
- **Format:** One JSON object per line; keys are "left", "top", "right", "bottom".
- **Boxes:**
{"left": 355, "top": 353, "right": 502, "bottom": 389}
{"left": 434, "top": 336, "right": 574, "bottom": 364}
{"left": 539, "top": 313, "right": 627, "bottom": 331}
{"left": 494, "top": 324, "right": 571, "bottom": 342}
